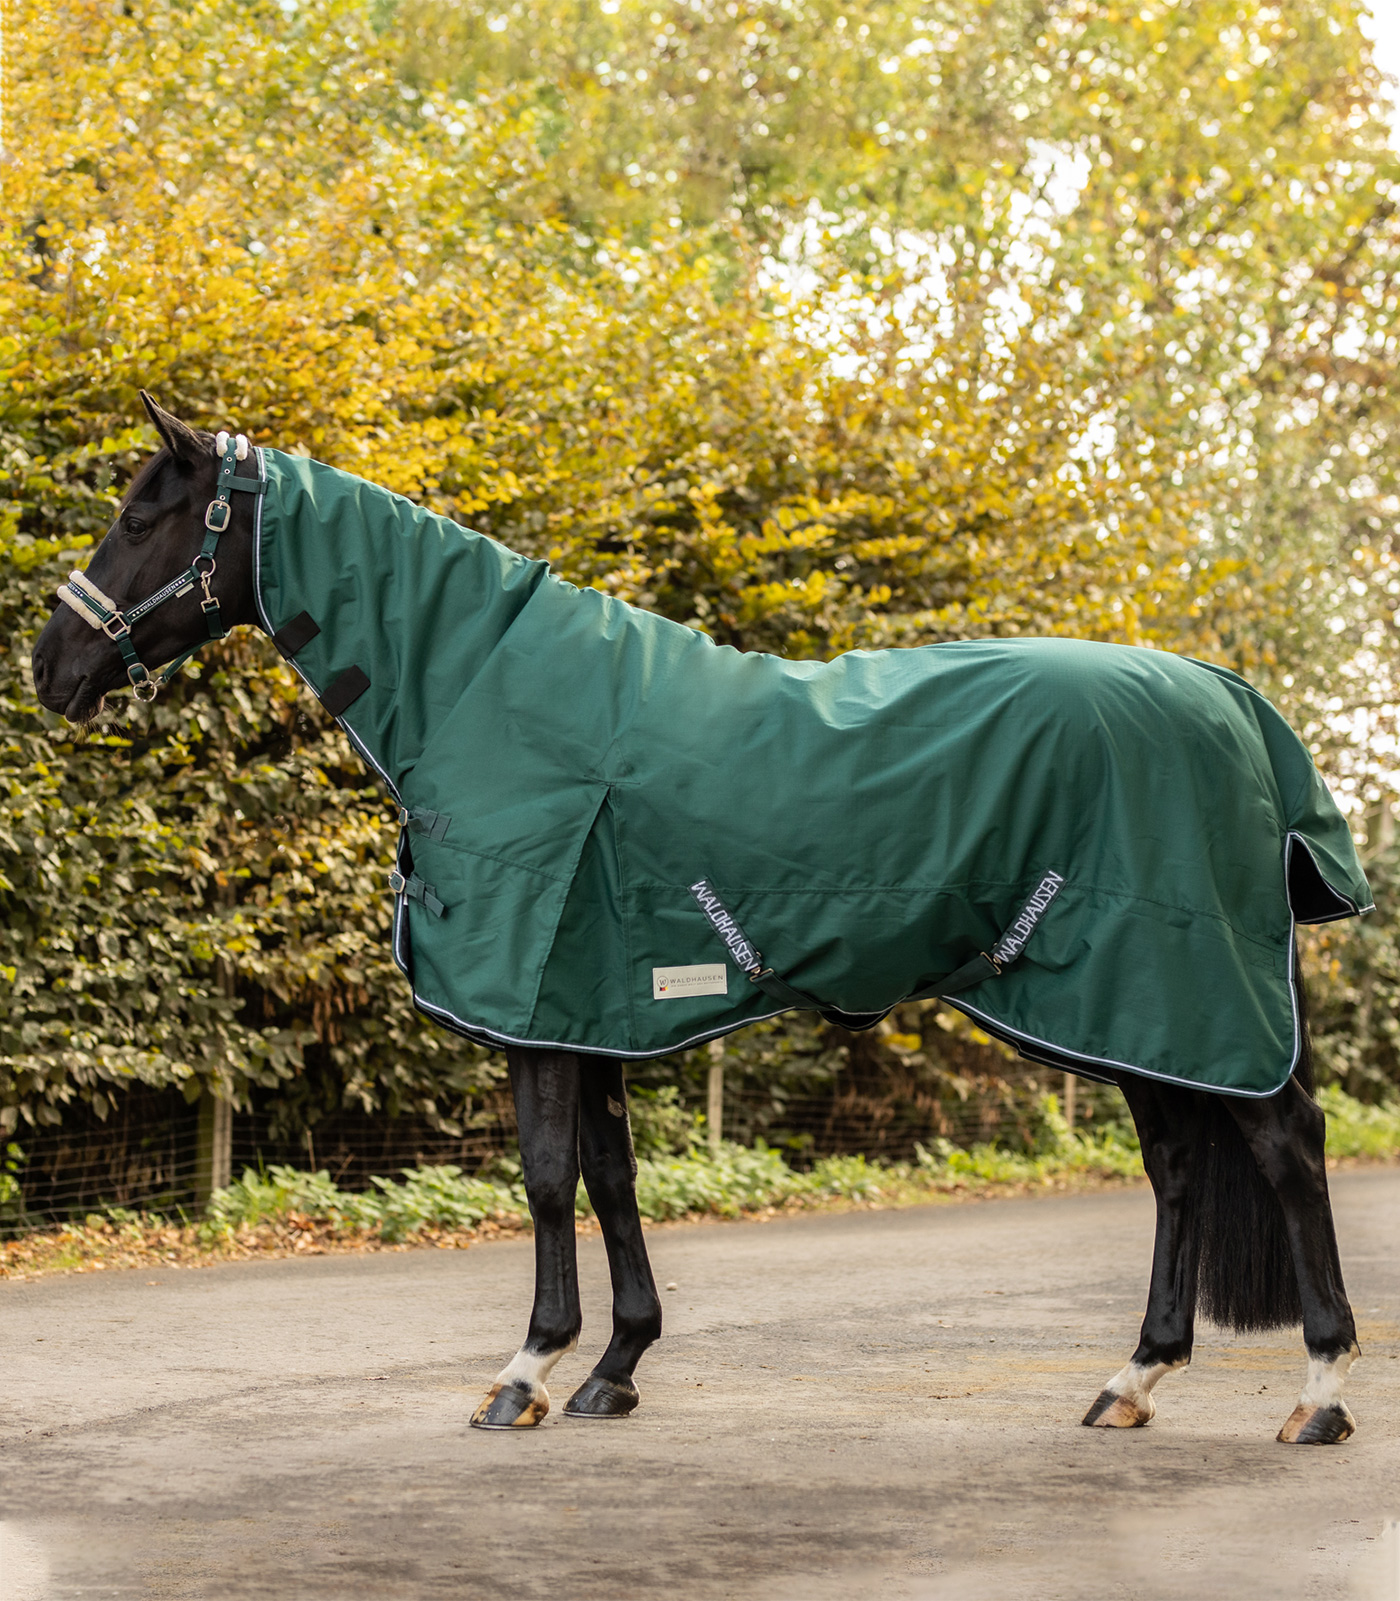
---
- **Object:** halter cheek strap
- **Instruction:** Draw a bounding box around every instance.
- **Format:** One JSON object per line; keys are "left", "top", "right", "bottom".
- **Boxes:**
{"left": 56, "top": 431, "right": 266, "bottom": 701}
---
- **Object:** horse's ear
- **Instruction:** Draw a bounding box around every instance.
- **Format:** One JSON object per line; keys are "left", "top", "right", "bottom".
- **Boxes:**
{"left": 139, "top": 390, "right": 211, "bottom": 464}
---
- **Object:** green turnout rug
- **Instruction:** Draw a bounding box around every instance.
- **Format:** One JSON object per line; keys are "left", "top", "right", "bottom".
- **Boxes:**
{"left": 251, "top": 449, "right": 1371, "bottom": 1097}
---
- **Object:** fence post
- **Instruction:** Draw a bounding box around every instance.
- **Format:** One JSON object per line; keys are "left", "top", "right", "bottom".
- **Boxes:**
{"left": 195, "top": 1090, "right": 232, "bottom": 1208}
{"left": 707, "top": 1042, "right": 724, "bottom": 1155}
{"left": 1063, "top": 1071, "right": 1076, "bottom": 1130}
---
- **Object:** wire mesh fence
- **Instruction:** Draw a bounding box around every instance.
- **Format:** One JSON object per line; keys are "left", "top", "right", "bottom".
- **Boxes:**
{"left": 1, "top": 1061, "right": 1129, "bottom": 1234}
{"left": 4, "top": 1094, "right": 203, "bottom": 1224}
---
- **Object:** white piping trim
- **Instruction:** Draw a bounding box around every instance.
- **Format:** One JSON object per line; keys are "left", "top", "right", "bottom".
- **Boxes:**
{"left": 947, "top": 996, "right": 1293, "bottom": 1100}
{"left": 399, "top": 838, "right": 1362, "bottom": 1078}
{"left": 946, "top": 831, "right": 1347, "bottom": 1100}
{"left": 1284, "top": 828, "right": 1372, "bottom": 919}
{"left": 390, "top": 897, "right": 787, "bottom": 1059}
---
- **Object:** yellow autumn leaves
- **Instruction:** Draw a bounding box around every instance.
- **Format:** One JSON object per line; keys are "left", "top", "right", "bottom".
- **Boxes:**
{"left": 2, "top": 0, "right": 1397, "bottom": 1129}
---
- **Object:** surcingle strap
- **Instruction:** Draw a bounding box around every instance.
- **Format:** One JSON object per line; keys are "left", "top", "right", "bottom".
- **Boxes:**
{"left": 907, "top": 869, "right": 1068, "bottom": 1000}
{"left": 690, "top": 869, "right": 1067, "bottom": 1030}
{"left": 688, "top": 878, "right": 761, "bottom": 971}
{"left": 272, "top": 610, "right": 321, "bottom": 659}
{"left": 989, "top": 871, "right": 1067, "bottom": 966}
{"left": 320, "top": 665, "right": 370, "bottom": 717}
{"left": 688, "top": 878, "right": 886, "bottom": 1030}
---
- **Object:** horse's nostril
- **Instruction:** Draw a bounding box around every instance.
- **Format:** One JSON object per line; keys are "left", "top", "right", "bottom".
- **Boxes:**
{"left": 32, "top": 651, "right": 49, "bottom": 692}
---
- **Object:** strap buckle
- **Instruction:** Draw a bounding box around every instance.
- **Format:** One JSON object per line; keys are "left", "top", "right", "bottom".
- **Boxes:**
{"left": 398, "top": 806, "right": 451, "bottom": 842}
{"left": 102, "top": 614, "right": 131, "bottom": 642}
{"left": 204, "top": 499, "right": 232, "bottom": 532}
{"left": 389, "top": 868, "right": 445, "bottom": 917}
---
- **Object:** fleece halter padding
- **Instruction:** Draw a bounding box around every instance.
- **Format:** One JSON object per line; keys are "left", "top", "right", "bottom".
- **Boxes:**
{"left": 56, "top": 569, "right": 120, "bottom": 628}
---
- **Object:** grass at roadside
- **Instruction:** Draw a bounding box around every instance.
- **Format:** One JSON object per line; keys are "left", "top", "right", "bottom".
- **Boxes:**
{"left": 3, "top": 1087, "right": 1398, "bottom": 1282}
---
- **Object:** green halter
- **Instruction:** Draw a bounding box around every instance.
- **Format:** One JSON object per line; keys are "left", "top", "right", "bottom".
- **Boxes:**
{"left": 57, "top": 433, "right": 266, "bottom": 701}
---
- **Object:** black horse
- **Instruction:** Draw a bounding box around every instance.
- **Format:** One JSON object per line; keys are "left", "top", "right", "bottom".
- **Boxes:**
{"left": 31, "top": 395, "right": 1361, "bottom": 1444}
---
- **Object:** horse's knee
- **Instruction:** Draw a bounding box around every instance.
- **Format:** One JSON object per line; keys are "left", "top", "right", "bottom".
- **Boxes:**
{"left": 522, "top": 1151, "right": 580, "bottom": 1221}
{"left": 528, "top": 1192, "right": 577, "bottom": 1235}
{"left": 581, "top": 1157, "right": 638, "bottom": 1216}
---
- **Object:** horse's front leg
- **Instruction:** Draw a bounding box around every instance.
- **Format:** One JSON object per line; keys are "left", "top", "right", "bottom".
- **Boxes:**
{"left": 471, "top": 1047, "right": 583, "bottom": 1429}
{"left": 565, "top": 1059, "right": 663, "bottom": 1418}
{"left": 1084, "top": 1074, "right": 1204, "bottom": 1428}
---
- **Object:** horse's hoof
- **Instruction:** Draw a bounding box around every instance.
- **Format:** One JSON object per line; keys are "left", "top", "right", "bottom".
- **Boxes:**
{"left": 1277, "top": 1402, "right": 1355, "bottom": 1445}
{"left": 1082, "top": 1388, "right": 1154, "bottom": 1428}
{"left": 564, "top": 1374, "right": 640, "bottom": 1418}
{"left": 470, "top": 1380, "right": 549, "bottom": 1429}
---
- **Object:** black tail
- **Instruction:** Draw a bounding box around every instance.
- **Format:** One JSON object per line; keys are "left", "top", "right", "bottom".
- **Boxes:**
{"left": 1190, "top": 954, "right": 1313, "bottom": 1332}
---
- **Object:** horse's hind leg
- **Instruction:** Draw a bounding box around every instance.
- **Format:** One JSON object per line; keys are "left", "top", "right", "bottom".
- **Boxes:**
{"left": 1084, "top": 1074, "right": 1205, "bottom": 1428}
{"left": 471, "top": 1047, "right": 583, "bottom": 1429}
{"left": 1226, "top": 1078, "right": 1359, "bottom": 1444}
{"left": 565, "top": 1059, "right": 663, "bottom": 1419}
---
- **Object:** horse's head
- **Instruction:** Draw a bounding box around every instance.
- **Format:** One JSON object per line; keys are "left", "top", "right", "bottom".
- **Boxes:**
{"left": 31, "top": 392, "right": 261, "bottom": 723}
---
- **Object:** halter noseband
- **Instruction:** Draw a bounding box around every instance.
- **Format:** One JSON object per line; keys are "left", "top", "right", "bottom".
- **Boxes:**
{"left": 57, "top": 431, "right": 266, "bottom": 702}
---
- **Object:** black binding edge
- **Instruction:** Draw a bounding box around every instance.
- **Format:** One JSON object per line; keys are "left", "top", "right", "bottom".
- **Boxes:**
{"left": 320, "top": 665, "right": 370, "bottom": 717}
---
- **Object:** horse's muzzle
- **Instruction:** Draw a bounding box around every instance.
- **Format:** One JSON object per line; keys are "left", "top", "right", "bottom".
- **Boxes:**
{"left": 32, "top": 623, "right": 108, "bottom": 722}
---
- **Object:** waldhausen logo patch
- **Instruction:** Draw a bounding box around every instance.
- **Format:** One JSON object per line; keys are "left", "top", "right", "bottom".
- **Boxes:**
{"left": 652, "top": 964, "right": 729, "bottom": 1000}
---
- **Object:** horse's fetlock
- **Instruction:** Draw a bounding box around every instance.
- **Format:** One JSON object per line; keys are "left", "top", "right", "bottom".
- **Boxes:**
{"left": 1136, "top": 1341, "right": 1192, "bottom": 1371}
{"left": 526, "top": 1323, "right": 580, "bottom": 1358}
{"left": 619, "top": 1306, "right": 662, "bottom": 1349}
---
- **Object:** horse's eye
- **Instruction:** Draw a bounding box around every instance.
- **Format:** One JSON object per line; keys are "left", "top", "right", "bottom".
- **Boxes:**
{"left": 124, "top": 516, "right": 148, "bottom": 538}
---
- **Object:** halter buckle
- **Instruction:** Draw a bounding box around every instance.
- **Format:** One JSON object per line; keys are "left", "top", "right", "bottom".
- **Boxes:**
{"left": 102, "top": 615, "right": 131, "bottom": 642}
{"left": 127, "top": 660, "right": 157, "bottom": 701}
{"left": 204, "top": 500, "right": 232, "bottom": 533}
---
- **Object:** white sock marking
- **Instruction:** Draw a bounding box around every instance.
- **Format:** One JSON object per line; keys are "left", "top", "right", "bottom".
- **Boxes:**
{"left": 494, "top": 1339, "right": 577, "bottom": 1393}
{"left": 1099, "top": 1357, "right": 1186, "bottom": 1420}
{"left": 1108, "top": 1357, "right": 1183, "bottom": 1399}
{"left": 1298, "top": 1345, "right": 1358, "bottom": 1410}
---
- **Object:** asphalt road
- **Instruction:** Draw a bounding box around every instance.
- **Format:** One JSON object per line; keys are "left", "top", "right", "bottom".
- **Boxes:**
{"left": 2, "top": 1170, "right": 1398, "bottom": 1601}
